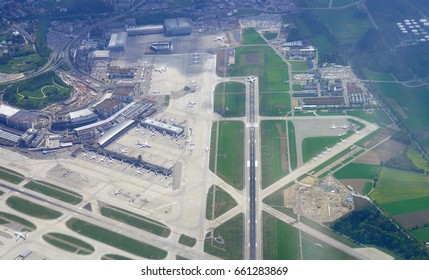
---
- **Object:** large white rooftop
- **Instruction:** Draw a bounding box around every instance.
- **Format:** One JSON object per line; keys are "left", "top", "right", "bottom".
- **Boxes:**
{"left": 0, "top": 104, "right": 20, "bottom": 117}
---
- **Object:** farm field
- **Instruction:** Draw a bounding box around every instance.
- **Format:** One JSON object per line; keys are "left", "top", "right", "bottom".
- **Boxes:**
{"left": 66, "top": 218, "right": 167, "bottom": 259}
{"left": 24, "top": 181, "right": 83, "bottom": 205}
{"left": 263, "top": 211, "right": 300, "bottom": 260}
{"left": 347, "top": 110, "right": 392, "bottom": 126}
{"left": 242, "top": 27, "right": 266, "bottom": 45}
{"left": 204, "top": 213, "right": 243, "bottom": 259}
{"left": 381, "top": 196, "right": 429, "bottom": 216}
{"left": 406, "top": 147, "right": 429, "bottom": 172}
{"left": 6, "top": 196, "right": 62, "bottom": 220}
{"left": 205, "top": 185, "right": 238, "bottom": 220}
{"left": 100, "top": 204, "right": 171, "bottom": 237}
{"left": 411, "top": 226, "right": 429, "bottom": 243}
{"left": 213, "top": 121, "right": 244, "bottom": 189}
{"left": 178, "top": 234, "right": 196, "bottom": 247}
{"left": 43, "top": 232, "right": 95, "bottom": 255}
{"left": 260, "top": 120, "right": 289, "bottom": 188}
{"left": 0, "top": 211, "right": 36, "bottom": 231}
{"left": 353, "top": 139, "right": 406, "bottom": 165}
{"left": 370, "top": 167, "right": 429, "bottom": 205}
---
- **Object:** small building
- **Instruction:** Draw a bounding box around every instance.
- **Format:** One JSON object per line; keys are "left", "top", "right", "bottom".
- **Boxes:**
{"left": 7, "top": 111, "right": 38, "bottom": 131}
{"left": 150, "top": 41, "right": 172, "bottom": 53}
{"left": 69, "top": 108, "right": 98, "bottom": 128}
{"left": 95, "top": 98, "right": 124, "bottom": 119}
{"left": 164, "top": 18, "right": 192, "bottom": 36}
{"left": 108, "top": 32, "right": 128, "bottom": 51}
{"left": 112, "top": 85, "right": 136, "bottom": 103}
{"left": 126, "top": 25, "right": 164, "bottom": 36}
{"left": 91, "top": 50, "right": 110, "bottom": 60}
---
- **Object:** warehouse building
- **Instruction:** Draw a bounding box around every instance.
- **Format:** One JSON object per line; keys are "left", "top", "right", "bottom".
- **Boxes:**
{"left": 126, "top": 25, "right": 164, "bottom": 36}
{"left": 91, "top": 50, "right": 110, "bottom": 60}
{"left": 164, "top": 18, "right": 192, "bottom": 36}
{"left": 108, "top": 32, "right": 128, "bottom": 51}
{"left": 150, "top": 41, "right": 172, "bottom": 53}
{"left": 69, "top": 108, "right": 98, "bottom": 127}
{"left": 7, "top": 111, "right": 38, "bottom": 131}
{"left": 0, "top": 104, "right": 19, "bottom": 124}
{"left": 112, "top": 85, "right": 136, "bottom": 103}
{"left": 95, "top": 98, "right": 124, "bottom": 119}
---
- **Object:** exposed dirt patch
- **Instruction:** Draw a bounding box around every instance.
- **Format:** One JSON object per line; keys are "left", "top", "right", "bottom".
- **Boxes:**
{"left": 354, "top": 139, "right": 406, "bottom": 165}
{"left": 394, "top": 210, "right": 429, "bottom": 228}
{"left": 276, "top": 123, "right": 289, "bottom": 172}
{"left": 339, "top": 179, "right": 370, "bottom": 194}
{"left": 359, "top": 129, "right": 394, "bottom": 149}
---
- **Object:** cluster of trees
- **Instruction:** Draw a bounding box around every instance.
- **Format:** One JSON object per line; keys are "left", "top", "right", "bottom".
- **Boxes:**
{"left": 68, "top": 0, "right": 113, "bottom": 14}
{"left": 332, "top": 204, "right": 429, "bottom": 259}
{"left": 3, "top": 71, "right": 70, "bottom": 110}
{"left": 383, "top": 153, "right": 425, "bottom": 173}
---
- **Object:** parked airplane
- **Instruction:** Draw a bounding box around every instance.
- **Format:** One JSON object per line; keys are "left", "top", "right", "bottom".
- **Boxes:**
{"left": 81, "top": 152, "right": 88, "bottom": 158}
{"left": 114, "top": 189, "right": 121, "bottom": 195}
{"left": 325, "top": 147, "right": 332, "bottom": 152}
{"left": 330, "top": 124, "right": 337, "bottom": 130}
{"left": 134, "top": 169, "right": 142, "bottom": 175}
{"left": 14, "top": 231, "right": 27, "bottom": 241}
{"left": 137, "top": 140, "right": 151, "bottom": 148}
{"left": 355, "top": 130, "right": 360, "bottom": 134}
{"left": 214, "top": 36, "right": 225, "bottom": 41}
{"left": 204, "top": 146, "right": 210, "bottom": 152}
{"left": 245, "top": 76, "right": 256, "bottom": 83}
{"left": 153, "top": 66, "right": 167, "bottom": 73}
{"left": 97, "top": 156, "right": 105, "bottom": 163}
{"left": 120, "top": 147, "right": 128, "bottom": 154}
{"left": 189, "top": 80, "right": 197, "bottom": 84}
{"left": 108, "top": 156, "right": 114, "bottom": 164}
{"left": 90, "top": 154, "right": 97, "bottom": 160}
{"left": 341, "top": 124, "right": 348, "bottom": 129}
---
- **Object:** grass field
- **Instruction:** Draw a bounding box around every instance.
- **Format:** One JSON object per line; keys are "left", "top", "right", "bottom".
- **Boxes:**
{"left": 411, "top": 226, "right": 429, "bottom": 243}
{"left": 43, "top": 232, "right": 95, "bottom": 255}
{"left": 301, "top": 232, "right": 356, "bottom": 260}
{"left": 0, "top": 190, "right": 3, "bottom": 196}
{"left": 214, "top": 94, "right": 246, "bottom": 117}
{"left": 263, "top": 211, "right": 300, "bottom": 259}
{"left": 204, "top": 213, "right": 243, "bottom": 259}
{"left": 214, "top": 82, "right": 245, "bottom": 94}
{"left": 100, "top": 205, "right": 170, "bottom": 238}
{"left": 178, "top": 234, "right": 197, "bottom": 247}
{"left": 261, "top": 121, "right": 289, "bottom": 188}
{"left": 0, "top": 212, "right": 36, "bottom": 231}
{"left": 370, "top": 167, "right": 429, "bottom": 205}
{"left": 334, "top": 163, "right": 379, "bottom": 179}
{"left": 315, "top": 7, "right": 372, "bottom": 45}
{"left": 229, "top": 46, "right": 289, "bottom": 93}
{"left": 24, "top": 181, "right": 83, "bottom": 205}
{"left": 363, "top": 182, "right": 373, "bottom": 195}
{"left": 215, "top": 121, "right": 244, "bottom": 189}
{"left": 406, "top": 147, "right": 429, "bottom": 172}
{"left": 302, "top": 135, "right": 347, "bottom": 162}
{"left": 209, "top": 123, "right": 218, "bottom": 172}
{"left": 316, "top": 110, "right": 345, "bottom": 116}
{"left": 381, "top": 196, "right": 429, "bottom": 216}
{"left": 6, "top": 196, "right": 62, "bottom": 220}
{"left": 67, "top": 218, "right": 167, "bottom": 259}
{"left": 362, "top": 68, "right": 395, "bottom": 81}
{"left": 205, "top": 185, "right": 238, "bottom": 220}
{"left": 287, "top": 121, "right": 297, "bottom": 170}
{"left": 259, "top": 92, "right": 290, "bottom": 116}
{"left": 347, "top": 110, "right": 392, "bottom": 126}
{"left": 263, "top": 32, "right": 278, "bottom": 40}
{"left": 242, "top": 28, "right": 266, "bottom": 45}
{"left": 262, "top": 183, "right": 297, "bottom": 219}
{"left": 332, "top": 0, "right": 360, "bottom": 7}
{"left": 0, "top": 166, "right": 24, "bottom": 184}
{"left": 101, "top": 254, "right": 132, "bottom": 260}
{"left": 0, "top": 54, "right": 41, "bottom": 74}
{"left": 290, "top": 60, "right": 308, "bottom": 73}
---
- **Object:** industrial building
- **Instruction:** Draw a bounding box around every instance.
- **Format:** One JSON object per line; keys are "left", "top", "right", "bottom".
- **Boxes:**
{"left": 303, "top": 97, "right": 345, "bottom": 107}
{"left": 126, "top": 25, "right": 164, "bottom": 36}
{"left": 164, "top": 18, "right": 192, "bottom": 36}
{"left": 69, "top": 108, "right": 98, "bottom": 127}
{"left": 150, "top": 41, "right": 172, "bottom": 53}
{"left": 111, "top": 85, "right": 136, "bottom": 102}
{"left": 108, "top": 31, "right": 128, "bottom": 51}
{"left": 141, "top": 118, "right": 184, "bottom": 135}
{"left": 95, "top": 99, "right": 124, "bottom": 119}
{"left": 0, "top": 129, "right": 20, "bottom": 146}
{"left": 7, "top": 111, "right": 38, "bottom": 131}
{"left": 0, "top": 104, "right": 19, "bottom": 124}
{"left": 91, "top": 50, "right": 110, "bottom": 60}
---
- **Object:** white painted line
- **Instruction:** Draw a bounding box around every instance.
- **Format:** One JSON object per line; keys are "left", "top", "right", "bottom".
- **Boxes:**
{"left": 247, "top": 161, "right": 250, "bottom": 167}
{"left": 255, "top": 161, "right": 258, "bottom": 167}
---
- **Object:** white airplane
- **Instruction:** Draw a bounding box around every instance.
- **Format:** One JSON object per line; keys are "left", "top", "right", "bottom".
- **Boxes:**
{"left": 214, "top": 36, "right": 225, "bottom": 41}
{"left": 137, "top": 140, "right": 151, "bottom": 148}
{"left": 97, "top": 156, "right": 105, "bottom": 163}
{"left": 135, "top": 127, "right": 140, "bottom": 132}
{"left": 312, "top": 157, "right": 317, "bottom": 161}
{"left": 90, "top": 154, "right": 97, "bottom": 160}
{"left": 81, "top": 152, "right": 88, "bottom": 158}
{"left": 120, "top": 147, "right": 128, "bottom": 154}
{"left": 153, "top": 66, "right": 167, "bottom": 73}
{"left": 330, "top": 124, "right": 337, "bottom": 130}
{"left": 189, "top": 145, "right": 195, "bottom": 151}
{"left": 108, "top": 156, "right": 114, "bottom": 164}
{"left": 341, "top": 139, "right": 346, "bottom": 143}
{"left": 325, "top": 147, "right": 332, "bottom": 152}
{"left": 188, "top": 100, "right": 197, "bottom": 106}
{"left": 245, "top": 76, "right": 256, "bottom": 83}
{"left": 114, "top": 189, "right": 121, "bottom": 195}
{"left": 355, "top": 130, "right": 360, "bottom": 134}
{"left": 14, "top": 231, "right": 27, "bottom": 241}
{"left": 204, "top": 146, "right": 210, "bottom": 152}
{"left": 134, "top": 169, "right": 142, "bottom": 175}
{"left": 341, "top": 124, "right": 348, "bottom": 129}
{"left": 189, "top": 80, "right": 197, "bottom": 84}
